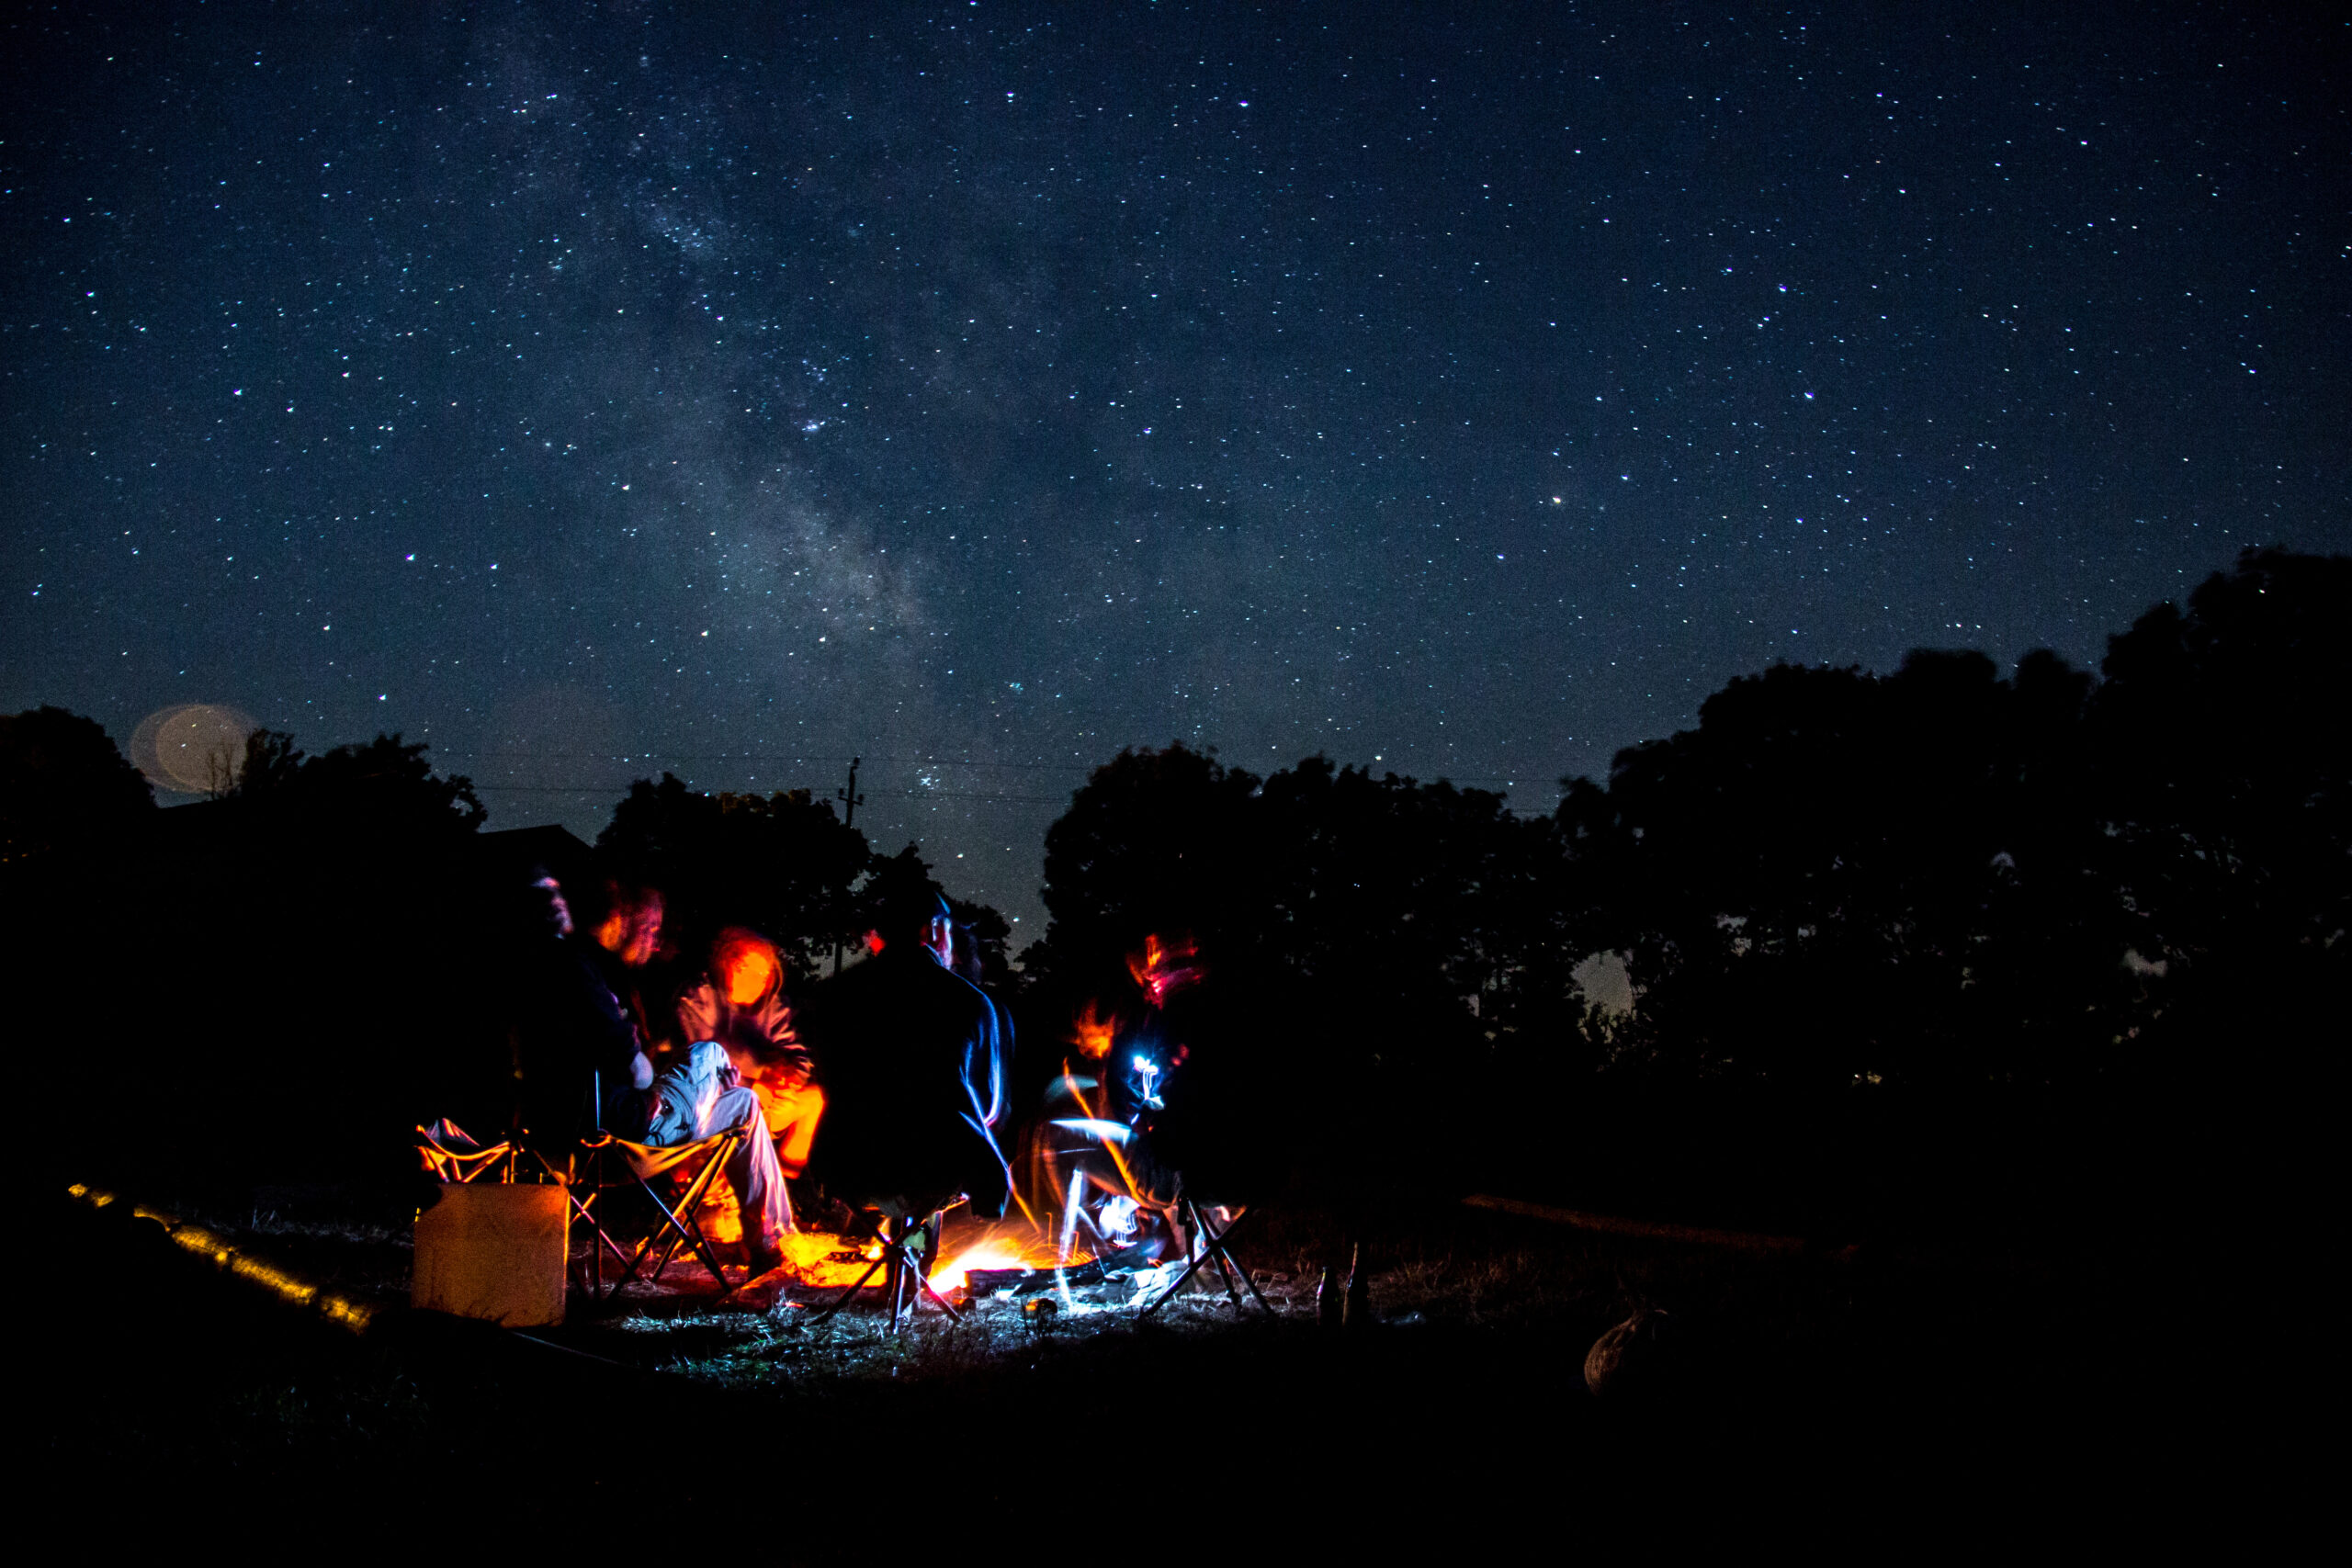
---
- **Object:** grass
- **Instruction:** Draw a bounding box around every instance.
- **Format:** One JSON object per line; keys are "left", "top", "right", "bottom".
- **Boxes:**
{"left": 32, "top": 1179, "right": 2187, "bottom": 1540}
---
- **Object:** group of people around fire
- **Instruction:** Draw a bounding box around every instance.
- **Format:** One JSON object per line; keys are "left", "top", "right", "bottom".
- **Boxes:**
{"left": 502, "top": 863, "right": 1195, "bottom": 1279}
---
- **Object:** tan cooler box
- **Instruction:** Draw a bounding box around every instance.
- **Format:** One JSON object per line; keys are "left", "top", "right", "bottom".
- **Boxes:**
{"left": 413, "top": 1183, "right": 569, "bottom": 1327}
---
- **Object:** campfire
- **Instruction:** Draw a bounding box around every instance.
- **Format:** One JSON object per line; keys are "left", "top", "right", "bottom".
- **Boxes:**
{"left": 656, "top": 931, "right": 1223, "bottom": 1309}
{"left": 927, "top": 1226, "right": 1089, "bottom": 1296}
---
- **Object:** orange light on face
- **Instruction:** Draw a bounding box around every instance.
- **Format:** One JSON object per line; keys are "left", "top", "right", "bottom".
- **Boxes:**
{"left": 1069, "top": 1000, "right": 1115, "bottom": 1060}
{"left": 723, "top": 947, "right": 778, "bottom": 1007}
{"left": 597, "top": 892, "right": 664, "bottom": 964}
{"left": 594, "top": 912, "right": 630, "bottom": 954}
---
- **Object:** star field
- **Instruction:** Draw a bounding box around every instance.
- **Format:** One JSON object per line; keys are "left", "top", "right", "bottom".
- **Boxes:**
{"left": 4, "top": 3, "right": 2346, "bottom": 927}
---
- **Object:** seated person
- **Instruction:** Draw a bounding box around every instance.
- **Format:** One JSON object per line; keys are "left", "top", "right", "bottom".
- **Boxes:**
{"left": 510, "top": 873, "right": 789, "bottom": 1270}
{"left": 797, "top": 885, "right": 1012, "bottom": 1220}
{"left": 676, "top": 927, "right": 827, "bottom": 1180}
{"left": 1023, "top": 937, "right": 1196, "bottom": 1256}
{"left": 632, "top": 1037, "right": 797, "bottom": 1268}
{"left": 585, "top": 880, "right": 671, "bottom": 1058}
{"left": 950, "top": 918, "right": 1013, "bottom": 1138}
{"left": 510, "top": 869, "right": 656, "bottom": 1144}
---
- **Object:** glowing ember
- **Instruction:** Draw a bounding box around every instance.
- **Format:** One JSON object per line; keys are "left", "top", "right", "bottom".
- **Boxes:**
{"left": 775, "top": 1232, "right": 878, "bottom": 1287}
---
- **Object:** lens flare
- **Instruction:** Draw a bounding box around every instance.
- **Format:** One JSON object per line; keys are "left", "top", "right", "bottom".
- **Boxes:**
{"left": 130, "top": 703, "right": 256, "bottom": 795}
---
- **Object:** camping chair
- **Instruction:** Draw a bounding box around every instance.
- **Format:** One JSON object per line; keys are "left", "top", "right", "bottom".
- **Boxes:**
{"left": 508, "top": 1059, "right": 769, "bottom": 1303}
{"left": 555, "top": 1122, "right": 753, "bottom": 1303}
{"left": 1140, "top": 1186, "right": 1275, "bottom": 1317}
{"left": 415, "top": 1118, "right": 516, "bottom": 1184}
{"left": 804, "top": 1191, "right": 968, "bottom": 1333}
{"left": 1036, "top": 1114, "right": 1269, "bottom": 1316}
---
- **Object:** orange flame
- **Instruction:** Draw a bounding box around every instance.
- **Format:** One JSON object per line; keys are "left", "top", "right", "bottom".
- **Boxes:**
{"left": 928, "top": 1225, "right": 1082, "bottom": 1294}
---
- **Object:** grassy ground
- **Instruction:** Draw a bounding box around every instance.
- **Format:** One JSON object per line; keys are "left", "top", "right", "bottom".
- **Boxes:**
{"left": 30, "top": 1177, "right": 2193, "bottom": 1545}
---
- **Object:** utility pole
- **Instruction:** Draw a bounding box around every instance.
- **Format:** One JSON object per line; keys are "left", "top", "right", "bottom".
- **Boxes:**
{"left": 831, "top": 757, "right": 865, "bottom": 975}
{"left": 835, "top": 756, "right": 865, "bottom": 828}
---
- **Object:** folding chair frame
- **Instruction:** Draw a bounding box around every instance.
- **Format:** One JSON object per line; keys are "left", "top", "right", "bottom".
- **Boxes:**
{"left": 414, "top": 1123, "right": 517, "bottom": 1184}
{"left": 527, "top": 1126, "right": 750, "bottom": 1303}
{"left": 523, "top": 1142, "right": 632, "bottom": 1297}
{"left": 1140, "top": 1198, "right": 1275, "bottom": 1316}
{"left": 805, "top": 1208, "right": 965, "bottom": 1334}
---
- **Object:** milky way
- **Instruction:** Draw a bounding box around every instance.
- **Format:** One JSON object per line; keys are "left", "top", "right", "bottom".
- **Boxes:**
{"left": 5, "top": 4, "right": 2345, "bottom": 926}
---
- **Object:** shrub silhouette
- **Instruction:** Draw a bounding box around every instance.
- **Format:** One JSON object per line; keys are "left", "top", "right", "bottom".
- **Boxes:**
{"left": 0, "top": 706, "right": 153, "bottom": 866}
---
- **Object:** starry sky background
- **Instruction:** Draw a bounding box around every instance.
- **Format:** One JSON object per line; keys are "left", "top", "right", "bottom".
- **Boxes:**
{"left": 5, "top": 2, "right": 2346, "bottom": 931}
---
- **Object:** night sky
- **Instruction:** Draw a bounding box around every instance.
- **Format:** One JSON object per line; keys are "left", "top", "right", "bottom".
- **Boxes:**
{"left": 5, "top": 3, "right": 2345, "bottom": 930}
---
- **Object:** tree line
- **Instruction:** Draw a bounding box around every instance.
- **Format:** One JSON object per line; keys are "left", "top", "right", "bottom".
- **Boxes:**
{"left": 1012, "top": 547, "right": 2346, "bottom": 1111}
{"left": 1, "top": 547, "right": 2341, "bottom": 1201}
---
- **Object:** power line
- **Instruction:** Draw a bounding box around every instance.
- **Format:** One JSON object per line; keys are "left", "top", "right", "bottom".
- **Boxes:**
{"left": 439, "top": 750, "right": 1099, "bottom": 773}
{"left": 471, "top": 783, "right": 1073, "bottom": 806}
{"left": 443, "top": 749, "right": 1537, "bottom": 789}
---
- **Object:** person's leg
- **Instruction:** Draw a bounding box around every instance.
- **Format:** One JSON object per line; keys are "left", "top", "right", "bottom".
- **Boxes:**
{"left": 713, "top": 1086, "right": 794, "bottom": 1247}
{"left": 769, "top": 1081, "right": 827, "bottom": 1179}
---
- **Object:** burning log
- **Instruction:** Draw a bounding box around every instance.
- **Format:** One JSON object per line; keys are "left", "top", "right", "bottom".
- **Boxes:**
{"left": 956, "top": 1242, "right": 1167, "bottom": 1300}
{"left": 963, "top": 1260, "right": 1106, "bottom": 1296}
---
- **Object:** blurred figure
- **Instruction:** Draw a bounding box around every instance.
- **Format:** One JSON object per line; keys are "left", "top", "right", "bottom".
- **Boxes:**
{"left": 951, "top": 918, "right": 1012, "bottom": 1139}
{"left": 1024, "top": 934, "right": 1195, "bottom": 1258}
{"left": 798, "top": 885, "right": 1012, "bottom": 1218}
{"left": 509, "top": 869, "right": 654, "bottom": 1142}
{"left": 585, "top": 880, "right": 668, "bottom": 1054}
{"left": 676, "top": 927, "right": 827, "bottom": 1179}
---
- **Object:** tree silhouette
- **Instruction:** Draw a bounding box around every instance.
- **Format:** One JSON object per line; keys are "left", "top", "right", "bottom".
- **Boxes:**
{"left": 597, "top": 773, "right": 875, "bottom": 975}
{"left": 948, "top": 897, "right": 1018, "bottom": 992}
{"left": 225, "top": 729, "right": 485, "bottom": 839}
{"left": 1555, "top": 547, "right": 2349, "bottom": 1094}
{"left": 0, "top": 706, "right": 153, "bottom": 866}
{"left": 1558, "top": 648, "right": 2134, "bottom": 1090}
{"left": 2, "top": 548, "right": 2333, "bottom": 1209}
{"left": 1030, "top": 744, "right": 1566, "bottom": 1080}
{"left": 1251, "top": 755, "right": 1567, "bottom": 1074}
{"left": 2089, "top": 547, "right": 2350, "bottom": 1066}
{"left": 1029, "top": 743, "right": 1266, "bottom": 996}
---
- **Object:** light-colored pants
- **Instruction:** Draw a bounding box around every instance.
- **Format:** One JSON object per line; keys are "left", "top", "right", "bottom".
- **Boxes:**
{"left": 641, "top": 1043, "right": 796, "bottom": 1247}
{"left": 700, "top": 1084, "right": 795, "bottom": 1244}
{"left": 755, "top": 1079, "right": 827, "bottom": 1180}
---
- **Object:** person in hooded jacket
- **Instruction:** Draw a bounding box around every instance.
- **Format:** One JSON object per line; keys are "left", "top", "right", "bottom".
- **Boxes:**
{"left": 676, "top": 926, "right": 827, "bottom": 1179}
